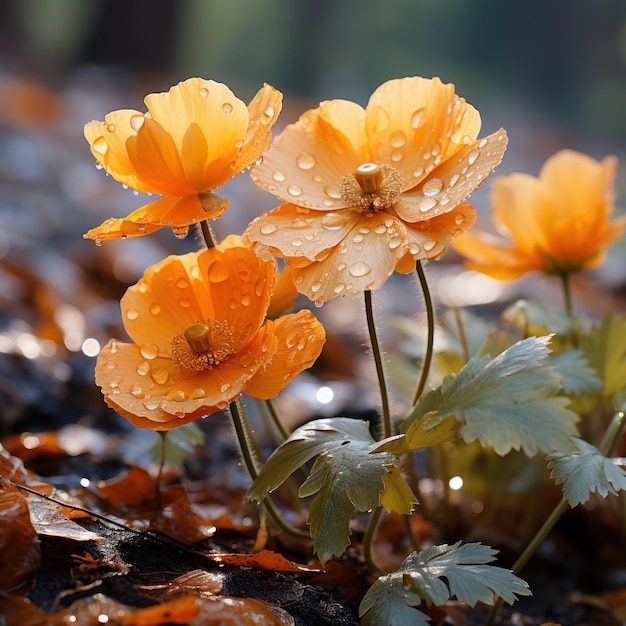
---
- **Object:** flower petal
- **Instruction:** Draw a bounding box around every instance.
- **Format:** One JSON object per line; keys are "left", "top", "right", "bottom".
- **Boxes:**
{"left": 396, "top": 129, "right": 508, "bottom": 222}
{"left": 365, "top": 77, "right": 482, "bottom": 186}
{"left": 250, "top": 100, "right": 367, "bottom": 211}
{"left": 84, "top": 217, "right": 164, "bottom": 241}
{"left": 235, "top": 83, "right": 283, "bottom": 171}
{"left": 94, "top": 341, "right": 203, "bottom": 430}
{"left": 85, "top": 109, "right": 154, "bottom": 192}
{"left": 289, "top": 212, "right": 410, "bottom": 301}
{"left": 403, "top": 202, "right": 477, "bottom": 261}
{"left": 143, "top": 78, "right": 248, "bottom": 189}
{"left": 245, "top": 310, "right": 326, "bottom": 399}
{"left": 245, "top": 204, "right": 359, "bottom": 261}
{"left": 159, "top": 321, "right": 278, "bottom": 416}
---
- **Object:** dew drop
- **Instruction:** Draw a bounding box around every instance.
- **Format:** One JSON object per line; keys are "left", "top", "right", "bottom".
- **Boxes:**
{"left": 151, "top": 368, "right": 169, "bottom": 385}
{"left": 449, "top": 174, "right": 460, "bottom": 187}
{"left": 191, "top": 388, "right": 207, "bottom": 399}
{"left": 129, "top": 114, "right": 145, "bottom": 132}
{"left": 391, "top": 151, "right": 403, "bottom": 163}
{"left": 126, "top": 308, "right": 139, "bottom": 321}
{"left": 137, "top": 281, "right": 148, "bottom": 294}
{"left": 479, "top": 138, "right": 488, "bottom": 148}
{"left": 228, "top": 298, "right": 238, "bottom": 309}
{"left": 287, "top": 185, "right": 303, "bottom": 197}
{"left": 412, "top": 167, "right": 424, "bottom": 179}
{"left": 374, "top": 224, "right": 387, "bottom": 234}
{"left": 423, "top": 239, "right": 437, "bottom": 251}
{"left": 311, "top": 281, "right": 323, "bottom": 294}
{"left": 422, "top": 178, "right": 444, "bottom": 196}
{"left": 409, "top": 242, "right": 421, "bottom": 255}
{"left": 149, "top": 303, "right": 161, "bottom": 315}
{"left": 207, "top": 260, "right": 229, "bottom": 282}
{"left": 259, "top": 223, "right": 277, "bottom": 235}
{"left": 176, "top": 277, "right": 189, "bottom": 289}
{"left": 199, "top": 87, "right": 209, "bottom": 97}
{"left": 334, "top": 283, "right": 346, "bottom": 294}
{"left": 170, "top": 390, "right": 187, "bottom": 402}
{"left": 324, "top": 184, "right": 341, "bottom": 199}
{"left": 143, "top": 398, "right": 160, "bottom": 411}
{"left": 178, "top": 297, "right": 192, "bottom": 308}
{"left": 372, "top": 106, "right": 390, "bottom": 132}
{"left": 272, "top": 170, "right": 286, "bottom": 182}
{"left": 222, "top": 102, "right": 234, "bottom": 114}
{"left": 322, "top": 198, "right": 335, "bottom": 207}
{"left": 411, "top": 108, "right": 426, "bottom": 129}
{"left": 130, "top": 384, "right": 144, "bottom": 399}
{"left": 136, "top": 360, "right": 151, "bottom": 376}
{"left": 388, "top": 236, "right": 402, "bottom": 250}
{"left": 240, "top": 352, "right": 255, "bottom": 368}
{"left": 296, "top": 153, "right": 316, "bottom": 170}
{"left": 140, "top": 343, "right": 159, "bottom": 360}
{"left": 262, "top": 105, "right": 275, "bottom": 121}
{"left": 352, "top": 234, "right": 364, "bottom": 244}
{"left": 349, "top": 262, "right": 371, "bottom": 277}
{"left": 95, "top": 239, "right": 103, "bottom": 247}
{"left": 455, "top": 213, "right": 465, "bottom": 225}
{"left": 418, "top": 197, "right": 438, "bottom": 212}
{"left": 95, "top": 160, "right": 103, "bottom": 170}
{"left": 467, "top": 148, "right": 480, "bottom": 165}
{"left": 241, "top": 293, "right": 251, "bottom": 306}
{"left": 314, "top": 298, "right": 324, "bottom": 308}
{"left": 390, "top": 130, "right": 406, "bottom": 148}
{"left": 92, "top": 136, "right": 108, "bottom": 155}
{"left": 106, "top": 123, "right": 116, "bottom": 133}
{"left": 321, "top": 212, "right": 347, "bottom": 230}
{"left": 291, "top": 238, "right": 303, "bottom": 247}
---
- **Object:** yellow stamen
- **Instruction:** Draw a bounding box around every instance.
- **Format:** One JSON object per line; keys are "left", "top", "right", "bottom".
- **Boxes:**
{"left": 184, "top": 323, "right": 212, "bottom": 353}
{"left": 354, "top": 163, "right": 382, "bottom": 193}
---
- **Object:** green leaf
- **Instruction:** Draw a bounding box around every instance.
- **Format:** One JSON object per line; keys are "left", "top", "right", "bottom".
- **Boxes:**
{"left": 548, "top": 350, "right": 602, "bottom": 396}
{"left": 402, "top": 336, "right": 578, "bottom": 456}
{"left": 149, "top": 423, "right": 204, "bottom": 466}
{"left": 547, "top": 437, "right": 626, "bottom": 506}
{"left": 247, "top": 418, "right": 415, "bottom": 562}
{"left": 502, "top": 299, "right": 579, "bottom": 336}
{"left": 359, "top": 542, "right": 531, "bottom": 626}
{"left": 579, "top": 314, "right": 626, "bottom": 396}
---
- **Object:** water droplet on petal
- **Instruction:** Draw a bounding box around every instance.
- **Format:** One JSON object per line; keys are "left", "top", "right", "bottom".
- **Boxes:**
{"left": 291, "top": 238, "right": 303, "bottom": 247}
{"left": 106, "top": 123, "right": 116, "bottom": 133}
{"left": 388, "top": 236, "right": 402, "bottom": 250}
{"left": 173, "top": 226, "right": 189, "bottom": 239}
{"left": 199, "top": 87, "right": 209, "bottom": 97}
{"left": 349, "top": 262, "right": 371, "bottom": 277}
{"left": 311, "top": 281, "right": 323, "bottom": 294}
{"left": 390, "top": 130, "right": 406, "bottom": 148}
{"left": 259, "top": 223, "right": 277, "bottom": 235}
{"left": 454, "top": 213, "right": 465, "bottom": 225}
{"left": 129, "top": 114, "right": 145, "bottom": 132}
{"left": 176, "top": 277, "right": 189, "bottom": 289}
{"left": 130, "top": 384, "right": 144, "bottom": 399}
{"left": 296, "top": 153, "right": 316, "bottom": 170}
{"left": 418, "top": 197, "right": 438, "bottom": 212}
{"left": 241, "top": 293, "right": 251, "bottom": 306}
{"left": 334, "top": 283, "right": 346, "bottom": 294}
{"left": 411, "top": 108, "right": 426, "bottom": 129}
{"left": 287, "top": 185, "right": 303, "bottom": 197}
{"left": 136, "top": 360, "right": 151, "bottom": 376}
{"left": 140, "top": 343, "right": 159, "bottom": 360}
{"left": 149, "top": 303, "right": 161, "bottom": 315}
{"left": 467, "top": 148, "right": 480, "bottom": 165}
{"left": 272, "top": 171, "right": 286, "bottom": 182}
{"left": 143, "top": 398, "right": 161, "bottom": 411}
{"left": 222, "top": 102, "right": 233, "bottom": 114}
{"left": 92, "top": 136, "right": 108, "bottom": 155}
{"left": 170, "top": 390, "right": 187, "bottom": 402}
{"left": 191, "top": 388, "right": 207, "bottom": 399}
{"left": 324, "top": 184, "right": 341, "bottom": 199}
{"left": 321, "top": 212, "right": 347, "bottom": 230}
{"left": 240, "top": 352, "right": 255, "bottom": 368}
{"left": 126, "top": 308, "right": 139, "bottom": 321}
{"left": 262, "top": 105, "right": 275, "bottom": 122}
{"left": 314, "top": 298, "right": 324, "bottom": 308}
{"left": 372, "top": 106, "right": 390, "bottom": 132}
{"left": 423, "top": 178, "right": 444, "bottom": 196}
{"left": 95, "top": 239, "right": 103, "bottom": 247}
{"left": 151, "top": 368, "right": 169, "bottom": 385}
{"left": 207, "top": 260, "right": 229, "bottom": 282}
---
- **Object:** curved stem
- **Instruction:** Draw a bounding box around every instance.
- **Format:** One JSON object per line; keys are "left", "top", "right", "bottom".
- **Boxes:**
{"left": 364, "top": 290, "right": 392, "bottom": 441}
{"left": 413, "top": 262, "right": 435, "bottom": 406}
{"left": 229, "top": 400, "right": 309, "bottom": 538}
{"left": 264, "top": 398, "right": 291, "bottom": 441}
{"left": 486, "top": 410, "right": 626, "bottom": 626}
{"left": 200, "top": 220, "right": 216, "bottom": 249}
{"left": 363, "top": 506, "right": 386, "bottom": 575}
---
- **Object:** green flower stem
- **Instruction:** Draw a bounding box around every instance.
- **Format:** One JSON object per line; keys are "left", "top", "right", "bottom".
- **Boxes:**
{"left": 363, "top": 506, "right": 386, "bottom": 575}
{"left": 412, "top": 262, "right": 435, "bottom": 406}
{"left": 228, "top": 400, "right": 309, "bottom": 538}
{"left": 559, "top": 272, "right": 573, "bottom": 317}
{"left": 264, "top": 398, "right": 291, "bottom": 441}
{"left": 200, "top": 220, "right": 216, "bottom": 249}
{"left": 155, "top": 431, "right": 168, "bottom": 506}
{"left": 364, "top": 290, "right": 392, "bottom": 441}
{"left": 486, "top": 410, "right": 626, "bottom": 626}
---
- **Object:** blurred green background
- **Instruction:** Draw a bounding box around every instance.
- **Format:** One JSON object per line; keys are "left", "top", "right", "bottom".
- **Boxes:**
{"left": 3, "top": 0, "right": 626, "bottom": 144}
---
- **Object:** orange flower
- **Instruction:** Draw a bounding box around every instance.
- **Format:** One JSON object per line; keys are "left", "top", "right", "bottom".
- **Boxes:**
{"left": 84, "top": 78, "right": 282, "bottom": 241}
{"left": 452, "top": 150, "right": 626, "bottom": 279}
{"left": 95, "top": 237, "right": 325, "bottom": 430}
{"left": 244, "top": 76, "right": 507, "bottom": 302}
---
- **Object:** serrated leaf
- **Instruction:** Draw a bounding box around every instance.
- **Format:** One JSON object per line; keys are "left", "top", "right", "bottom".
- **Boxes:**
{"left": 247, "top": 418, "right": 414, "bottom": 562}
{"left": 402, "top": 336, "right": 579, "bottom": 456}
{"left": 579, "top": 314, "right": 626, "bottom": 396}
{"left": 359, "top": 542, "right": 531, "bottom": 625}
{"left": 380, "top": 465, "right": 418, "bottom": 514}
{"left": 547, "top": 437, "right": 626, "bottom": 506}
{"left": 548, "top": 350, "right": 602, "bottom": 396}
{"left": 374, "top": 414, "right": 458, "bottom": 456}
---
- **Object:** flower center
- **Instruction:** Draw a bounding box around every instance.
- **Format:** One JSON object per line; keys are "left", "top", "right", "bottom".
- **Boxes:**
{"left": 340, "top": 163, "right": 403, "bottom": 216}
{"left": 171, "top": 320, "right": 235, "bottom": 372}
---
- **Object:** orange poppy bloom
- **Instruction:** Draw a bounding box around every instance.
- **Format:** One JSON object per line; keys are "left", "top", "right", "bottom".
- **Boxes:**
{"left": 84, "top": 78, "right": 282, "bottom": 241}
{"left": 244, "top": 76, "right": 507, "bottom": 302}
{"left": 452, "top": 150, "right": 626, "bottom": 279}
{"left": 95, "top": 237, "right": 325, "bottom": 430}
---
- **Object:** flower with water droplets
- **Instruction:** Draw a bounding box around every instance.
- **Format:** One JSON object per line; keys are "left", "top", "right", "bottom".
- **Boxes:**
{"left": 452, "top": 149, "right": 626, "bottom": 279}
{"left": 95, "top": 236, "right": 325, "bottom": 430}
{"left": 244, "top": 76, "right": 507, "bottom": 301}
{"left": 84, "top": 78, "right": 282, "bottom": 241}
